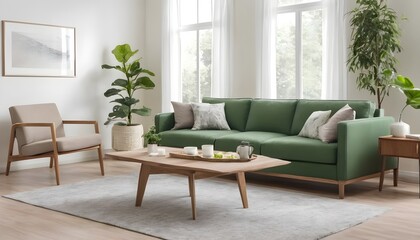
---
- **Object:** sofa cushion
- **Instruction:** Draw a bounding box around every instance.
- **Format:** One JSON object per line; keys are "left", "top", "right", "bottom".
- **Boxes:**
{"left": 261, "top": 136, "right": 338, "bottom": 164}
{"left": 319, "top": 104, "right": 356, "bottom": 143}
{"left": 214, "top": 131, "right": 287, "bottom": 154}
{"left": 159, "top": 129, "right": 239, "bottom": 148}
{"left": 298, "top": 110, "right": 331, "bottom": 139}
{"left": 191, "top": 103, "right": 230, "bottom": 130}
{"left": 245, "top": 99, "right": 298, "bottom": 135}
{"left": 171, "top": 101, "right": 194, "bottom": 130}
{"left": 290, "top": 100, "right": 375, "bottom": 135}
{"left": 202, "top": 97, "right": 252, "bottom": 131}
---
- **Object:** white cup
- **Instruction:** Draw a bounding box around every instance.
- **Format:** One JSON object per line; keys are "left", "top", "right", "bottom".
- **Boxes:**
{"left": 183, "top": 146, "right": 198, "bottom": 155}
{"left": 201, "top": 144, "right": 214, "bottom": 158}
{"left": 157, "top": 148, "right": 166, "bottom": 156}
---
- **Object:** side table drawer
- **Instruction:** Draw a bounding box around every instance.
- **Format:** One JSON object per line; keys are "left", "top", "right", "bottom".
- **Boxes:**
{"left": 380, "top": 139, "right": 419, "bottom": 158}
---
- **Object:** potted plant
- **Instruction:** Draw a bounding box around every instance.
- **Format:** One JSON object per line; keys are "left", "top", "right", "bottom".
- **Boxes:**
{"left": 347, "top": 0, "right": 403, "bottom": 113}
{"left": 390, "top": 75, "right": 420, "bottom": 137}
{"left": 143, "top": 126, "right": 161, "bottom": 154}
{"left": 102, "top": 44, "right": 156, "bottom": 150}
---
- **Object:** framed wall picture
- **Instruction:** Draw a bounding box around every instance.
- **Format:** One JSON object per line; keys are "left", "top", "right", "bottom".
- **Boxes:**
{"left": 2, "top": 20, "right": 76, "bottom": 77}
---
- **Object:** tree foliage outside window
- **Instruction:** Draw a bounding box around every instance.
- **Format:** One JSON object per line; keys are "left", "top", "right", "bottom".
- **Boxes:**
{"left": 179, "top": 0, "right": 213, "bottom": 103}
{"left": 276, "top": 0, "right": 323, "bottom": 99}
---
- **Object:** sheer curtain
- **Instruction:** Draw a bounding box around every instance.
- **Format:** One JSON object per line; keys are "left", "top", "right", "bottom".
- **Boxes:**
{"left": 161, "top": 0, "right": 180, "bottom": 112}
{"left": 255, "top": 0, "right": 346, "bottom": 100}
{"left": 255, "top": 0, "right": 277, "bottom": 98}
{"left": 322, "top": 0, "right": 346, "bottom": 99}
{"left": 212, "top": 0, "right": 233, "bottom": 98}
{"left": 161, "top": 0, "right": 232, "bottom": 112}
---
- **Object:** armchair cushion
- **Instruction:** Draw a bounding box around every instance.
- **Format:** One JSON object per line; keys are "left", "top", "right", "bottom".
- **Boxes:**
{"left": 21, "top": 134, "right": 102, "bottom": 156}
{"left": 9, "top": 103, "right": 65, "bottom": 150}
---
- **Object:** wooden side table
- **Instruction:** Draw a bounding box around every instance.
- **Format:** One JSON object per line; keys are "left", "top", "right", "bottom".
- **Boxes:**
{"left": 378, "top": 136, "right": 420, "bottom": 197}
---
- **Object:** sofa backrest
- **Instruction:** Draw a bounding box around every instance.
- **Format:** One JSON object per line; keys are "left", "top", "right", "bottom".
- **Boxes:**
{"left": 290, "top": 99, "right": 375, "bottom": 135}
{"left": 202, "top": 97, "right": 252, "bottom": 131}
{"left": 245, "top": 99, "right": 298, "bottom": 135}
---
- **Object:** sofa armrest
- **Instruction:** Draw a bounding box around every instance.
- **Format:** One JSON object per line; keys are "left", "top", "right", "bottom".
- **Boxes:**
{"left": 336, "top": 116, "right": 397, "bottom": 180}
{"left": 154, "top": 112, "right": 175, "bottom": 133}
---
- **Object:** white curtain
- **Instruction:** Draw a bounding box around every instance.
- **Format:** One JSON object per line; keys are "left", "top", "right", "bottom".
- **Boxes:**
{"left": 322, "top": 0, "right": 346, "bottom": 99}
{"left": 212, "top": 0, "right": 233, "bottom": 98}
{"left": 161, "top": 0, "right": 180, "bottom": 112}
{"left": 162, "top": 0, "right": 232, "bottom": 112}
{"left": 256, "top": 0, "right": 346, "bottom": 100}
{"left": 255, "top": 0, "right": 277, "bottom": 99}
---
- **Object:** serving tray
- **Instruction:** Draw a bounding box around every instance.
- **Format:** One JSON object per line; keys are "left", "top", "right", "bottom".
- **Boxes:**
{"left": 168, "top": 152, "right": 257, "bottom": 162}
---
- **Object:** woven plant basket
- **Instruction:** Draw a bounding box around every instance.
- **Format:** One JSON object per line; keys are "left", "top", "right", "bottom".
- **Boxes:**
{"left": 112, "top": 124, "right": 144, "bottom": 151}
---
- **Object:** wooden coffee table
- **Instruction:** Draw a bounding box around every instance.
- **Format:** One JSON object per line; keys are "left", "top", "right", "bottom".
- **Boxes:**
{"left": 106, "top": 147, "right": 289, "bottom": 220}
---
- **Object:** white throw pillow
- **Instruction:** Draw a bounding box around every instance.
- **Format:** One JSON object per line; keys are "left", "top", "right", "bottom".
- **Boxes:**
{"left": 171, "top": 101, "right": 194, "bottom": 130}
{"left": 318, "top": 104, "right": 356, "bottom": 143}
{"left": 191, "top": 103, "right": 231, "bottom": 130}
{"left": 298, "top": 110, "right": 331, "bottom": 139}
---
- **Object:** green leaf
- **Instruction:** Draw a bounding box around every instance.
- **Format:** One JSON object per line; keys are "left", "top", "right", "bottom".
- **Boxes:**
{"left": 104, "top": 88, "right": 121, "bottom": 97}
{"left": 111, "top": 44, "right": 139, "bottom": 63}
{"left": 132, "top": 107, "right": 151, "bottom": 116}
{"left": 101, "top": 64, "right": 116, "bottom": 69}
{"left": 110, "top": 97, "right": 139, "bottom": 106}
{"left": 140, "top": 69, "right": 155, "bottom": 76}
{"left": 111, "top": 79, "right": 128, "bottom": 88}
{"left": 134, "top": 76, "right": 155, "bottom": 89}
{"left": 394, "top": 75, "right": 414, "bottom": 89}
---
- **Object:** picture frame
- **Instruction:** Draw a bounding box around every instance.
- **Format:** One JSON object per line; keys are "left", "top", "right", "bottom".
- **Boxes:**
{"left": 2, "top": 20, "right": 76, "bottom": 77}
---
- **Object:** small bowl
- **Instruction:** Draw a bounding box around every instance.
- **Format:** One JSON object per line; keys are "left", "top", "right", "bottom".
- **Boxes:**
{"left": 183, "top": 146, "right": 198, "bottom": 155}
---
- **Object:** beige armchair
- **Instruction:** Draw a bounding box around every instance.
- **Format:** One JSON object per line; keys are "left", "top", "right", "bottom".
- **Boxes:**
{"left": 7, "top": 103, "right": 104, "bottom": 185}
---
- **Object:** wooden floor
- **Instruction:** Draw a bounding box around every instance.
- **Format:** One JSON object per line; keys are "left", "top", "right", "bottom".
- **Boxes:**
{"left": 1, "top": 159, "right": 419, "bottom": 240}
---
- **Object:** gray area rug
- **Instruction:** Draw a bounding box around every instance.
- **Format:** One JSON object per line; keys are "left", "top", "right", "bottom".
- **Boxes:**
{"left": 4, "top": 173, "right": 388, "bottom": 240}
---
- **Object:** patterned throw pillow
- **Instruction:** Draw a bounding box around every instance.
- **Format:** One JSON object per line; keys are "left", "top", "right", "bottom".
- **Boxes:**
{"left": 298, "top": 110, "right": 331, "bottom": 139}
{"left": 171, "top": 101, "right": 194, "bottom": 130}
{"left": 191, "top": 103, "right": 231, "bottom": 130}
{"left": 318, "top": 104, "right": 355, "bottom": 143}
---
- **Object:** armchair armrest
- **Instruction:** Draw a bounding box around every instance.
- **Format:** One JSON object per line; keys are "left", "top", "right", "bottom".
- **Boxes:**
{"left": 154, "top": 113, "right": 175, "bottom": 133}
{"left": 62, "top": 120, "right": 99, "bottom": 133}
{"left": 336, "top": 116, "right": 397, "bottom": 180}
{"left": 8, "top": 122, "right": 58, "bottom": 156}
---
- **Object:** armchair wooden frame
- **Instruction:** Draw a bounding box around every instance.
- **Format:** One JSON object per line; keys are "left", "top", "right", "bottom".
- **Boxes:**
{"left": 6, "top": 120, "right": 105, "bottom": 185}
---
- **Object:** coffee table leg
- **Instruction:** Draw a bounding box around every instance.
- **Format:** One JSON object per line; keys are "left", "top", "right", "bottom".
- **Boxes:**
{"left": 379, "top": 156, "right": 386, "bottom": 192}
{"left": 136, "top": 164, "right": 151, "bottom": 207}
{"left": 188, "top": 173, "right": 196, "bottom": 220}
{"left": 236, "top": 172, "right": 248, "bottom": 208}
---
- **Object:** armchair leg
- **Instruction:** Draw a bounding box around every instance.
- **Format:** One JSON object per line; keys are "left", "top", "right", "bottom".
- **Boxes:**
{"left": 49, "top": 157, "right": 54, "bottom": 168}
{"left": 53, "top": 156, "right": 60, "bottom": 185}
{"left": 97, "top": 146, "right": 105, "bottom": 176}
{"left": 6, "top": 157, "right": 12, "bottom": 176}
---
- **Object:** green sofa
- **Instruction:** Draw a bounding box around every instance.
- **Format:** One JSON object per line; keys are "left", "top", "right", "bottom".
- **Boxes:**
{"left": 155, "top": 97, "right": 397, "bottom": 198}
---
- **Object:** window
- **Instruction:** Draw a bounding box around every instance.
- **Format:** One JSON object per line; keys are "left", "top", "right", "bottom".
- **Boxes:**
{"left": 276, "top": 0, "right": 323, "bottom": 99}
{"left": 179, "top": 0, "right": 213, "bottom": 103}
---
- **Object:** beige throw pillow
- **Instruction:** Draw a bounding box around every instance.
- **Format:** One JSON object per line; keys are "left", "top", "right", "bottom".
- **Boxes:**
{"left": 298, "top": 110, "right": 331, "bottom": 139}
{"left": 171, "top": 101, "right": 194, "bottom": 130}
{"left": 191, "top": 103, "right": 231, "bottom": 130}
{"left": 318, "top": 104, "right": 356, "bottom": 143}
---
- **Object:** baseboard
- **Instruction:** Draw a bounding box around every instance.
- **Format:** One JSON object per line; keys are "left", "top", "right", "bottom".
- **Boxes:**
{"left": 397, "top": 170, "right": 419, "bottom": 184}
{"left": 0, "top": 152, "right": 98, "bottom": 174}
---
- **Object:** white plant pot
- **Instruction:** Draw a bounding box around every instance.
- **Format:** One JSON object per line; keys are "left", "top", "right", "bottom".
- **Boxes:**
{"left": 147, "top": 144, "right": 158, "bottom": 154}
{"left": 390, "top": 121, "right": 410, "bottom": 138}
{"left": 112, "top": 124, "right": 144, "bottom": 151}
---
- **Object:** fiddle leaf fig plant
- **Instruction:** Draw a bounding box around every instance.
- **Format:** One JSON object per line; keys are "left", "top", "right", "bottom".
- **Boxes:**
{"left": 102, "top": 44, "right": 155, "bottom": 125}
{"left": 347, "top": 0, "right": 403, "bottom": 109}
{"left": 393, "top": 75, "right": 420, "bottom": 122}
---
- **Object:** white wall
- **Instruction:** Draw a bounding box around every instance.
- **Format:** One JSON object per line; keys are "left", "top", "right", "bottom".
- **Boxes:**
{"left": 144, "top": 0, "right": 420, "bottom": 180}
{"left": 0, "top": 0, "right": 147, "bottom": 172}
